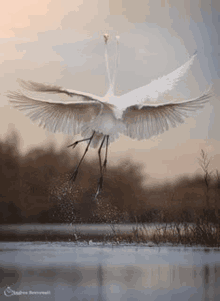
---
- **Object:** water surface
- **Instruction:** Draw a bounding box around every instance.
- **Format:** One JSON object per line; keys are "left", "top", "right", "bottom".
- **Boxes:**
{"left": 0, "top": 242, "right": 220, "bottom": 300}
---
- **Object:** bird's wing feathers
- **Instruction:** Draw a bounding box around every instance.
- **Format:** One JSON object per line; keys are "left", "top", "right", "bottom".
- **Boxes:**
{"left": 120, "top": 52, "right": 197, "bottom": 107}
{"left": 19, "top": 80, "right": 101, "bottom": 101}
{"left": 8, "top": 91, "right": 102, "bottom": 135}
{"left": 122, "top": 91, "right": 211, "bottom": 140}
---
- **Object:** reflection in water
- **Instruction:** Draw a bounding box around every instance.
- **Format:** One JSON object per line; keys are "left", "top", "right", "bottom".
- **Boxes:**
{"left": 203, "top": 265, "right": 220, "bottom": 301}
{"left": 103, "top": 264, "right": 220, "bottom": 300}
{"left": 1, "top": 243, "right": 220, "bottom": 300}
{"left": 1, "top": 264, "right": 220, "bottom": 300}
{"left": 97, "top": 264, "right": 104, "bottom": 301}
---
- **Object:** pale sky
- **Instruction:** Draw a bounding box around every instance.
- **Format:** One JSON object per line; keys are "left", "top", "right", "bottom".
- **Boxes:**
{"left": 1, "top": 0, "right": 220, "bottom": 185}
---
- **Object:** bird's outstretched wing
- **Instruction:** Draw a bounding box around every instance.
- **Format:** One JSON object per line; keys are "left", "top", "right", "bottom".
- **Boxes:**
{"left": 122, "top": 91, "right": 211, "bottom": 140}
{"left": 18, "top": 80, "right": 101, "bottom": 101}
{"left": 8, "top": 91, "right": 102, "bottom": 135}
{"left": 119, "top": 52, "right": 197, "bottom": 107}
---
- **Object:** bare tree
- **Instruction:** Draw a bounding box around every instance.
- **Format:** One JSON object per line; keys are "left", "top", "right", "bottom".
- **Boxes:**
{"left": 198, "top": 149, "right": 212, "bottom": 209}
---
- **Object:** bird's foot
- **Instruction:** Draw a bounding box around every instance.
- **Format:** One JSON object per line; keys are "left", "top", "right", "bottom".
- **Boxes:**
{"left": 94, "top": 187, "right": 101, "bottom": 200}
{"left": 67, "top": 141, "right": 78, "bottom": 149}
{"left": 69, "top": 169, "right": 78, "bottom": 182}
{"left": 94, "top": 177, "right": 103, "bottom": 199}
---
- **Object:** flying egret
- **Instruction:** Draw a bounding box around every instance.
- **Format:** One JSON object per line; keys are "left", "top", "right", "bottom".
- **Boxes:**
{"left": 7, "top": 34, "right": 212, "bottom": 197}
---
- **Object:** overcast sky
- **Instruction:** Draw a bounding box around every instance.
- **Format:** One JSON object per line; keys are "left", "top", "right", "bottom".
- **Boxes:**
{"left": 1, "top": 0, "right": 220, "bottom": 185}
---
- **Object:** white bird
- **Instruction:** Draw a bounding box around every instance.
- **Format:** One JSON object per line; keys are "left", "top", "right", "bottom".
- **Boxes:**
{"left": 7, "top": 34, "right": 212, "bottom": 197}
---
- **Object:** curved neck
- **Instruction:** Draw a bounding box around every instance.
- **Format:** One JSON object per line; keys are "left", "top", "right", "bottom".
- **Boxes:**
{"left": 112, "top": 38, "right": 119, "bottom": 91}
{"left": 105, "top": 42, "right": 114, "bottom": 94}
{"left": 104, "top": 36, "right": 119, "bottom": 96}
{"left": 106, "top": 85, "right": 114, "bottom": 96}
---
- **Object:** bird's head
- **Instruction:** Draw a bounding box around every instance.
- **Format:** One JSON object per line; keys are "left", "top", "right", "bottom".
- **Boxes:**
{"left": 103, "top": 33, "right": 109, "bottom": 44}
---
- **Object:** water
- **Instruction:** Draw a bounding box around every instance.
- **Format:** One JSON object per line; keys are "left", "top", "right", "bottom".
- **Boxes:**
{"left": 0, "top": 242, "right": 220, "bottom": 300}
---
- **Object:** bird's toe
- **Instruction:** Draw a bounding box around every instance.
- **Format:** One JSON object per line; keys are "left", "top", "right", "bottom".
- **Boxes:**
{"left": 70, "top": 170, "right": 78, "bottom": 182}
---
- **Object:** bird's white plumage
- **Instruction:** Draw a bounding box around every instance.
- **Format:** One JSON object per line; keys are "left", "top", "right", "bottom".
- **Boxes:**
{"left": 8, "top": 36, "right": 211, "bottom": 148}
{"left": 120, "top": 52, "right": 198, "bottom": 107}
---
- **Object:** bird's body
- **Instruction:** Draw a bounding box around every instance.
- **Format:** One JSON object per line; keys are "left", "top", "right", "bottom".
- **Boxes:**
{"left": 8, "top": 34, "right": 212, "bottom": 196}
{"left": 80, "top": 94, "right": 126, "bottom": 147}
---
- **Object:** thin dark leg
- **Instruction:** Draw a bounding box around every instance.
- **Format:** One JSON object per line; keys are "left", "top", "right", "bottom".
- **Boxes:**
{"left": 103, "top": 135, "right": 109, "bottom": 173}
{"left": 68, "top": 136, "right": 93, "bottom": 149}
{"left": 95, "top": 135, "right": 107, "bottom": 198}
{"left": 69, "top": 131, "right": 95, "bottom": 182}
{"left": 98, "top": 136, "right": 106, "bottom": 178}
